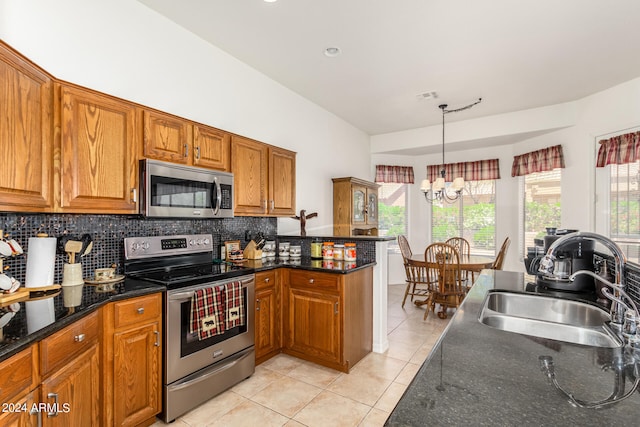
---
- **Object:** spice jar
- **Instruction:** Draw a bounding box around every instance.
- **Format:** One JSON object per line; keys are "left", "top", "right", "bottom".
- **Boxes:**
{"left": 333, "top": 244, "right": 344, "bottom": 261}
{"left": 344, "top": 243, "right": 357, "bottom": 261}
{"left": 310, "top": 238, "right": 323, "bottom": 259}
{"left": 322, "top": 242, "right": 334, "bottom": 260}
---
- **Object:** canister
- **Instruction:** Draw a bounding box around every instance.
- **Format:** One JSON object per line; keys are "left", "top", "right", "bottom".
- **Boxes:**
{"left": 333, "top": 244, "right": 344, "bottom": 261}
{"left": 311, "top": 238, "right": 323, "bottom": 259}
{"left": 322, "top": 242, "right": 334, "bottom": 260}
{"left": 344, "top": 243, "right": 357, "bottom": 261}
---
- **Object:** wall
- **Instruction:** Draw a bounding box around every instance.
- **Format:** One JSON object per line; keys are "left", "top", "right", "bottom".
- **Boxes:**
{"left": 0, "top": 0, "right": 372, "bottom": 236}
{"left": 373, "top": 76, "right": 640, "bottom": 283}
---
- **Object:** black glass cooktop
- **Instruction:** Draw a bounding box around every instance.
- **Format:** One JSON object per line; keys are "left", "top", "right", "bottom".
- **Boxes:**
{"left": 128, "top": 261, "right": 252, "bottom": 288}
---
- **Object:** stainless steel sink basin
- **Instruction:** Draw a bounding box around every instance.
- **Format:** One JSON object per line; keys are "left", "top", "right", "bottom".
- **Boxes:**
{"left": 478, "top": 291, "right": 623, "bottom": 348}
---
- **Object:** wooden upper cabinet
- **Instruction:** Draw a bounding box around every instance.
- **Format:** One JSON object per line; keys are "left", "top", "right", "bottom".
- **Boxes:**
{"left": 60, "top": 84, "right": 138, "bottom": 213}
{"left": 143, "top": 109, "right": 192, "bottom": 164}
{"left": 332, "top": 177, "right": 380, "bottom": 236}
{"left": 231, "top": 135, "right": 269, "bottom": 215}
{"left": 193, "top": 125, "right": 230, "bottom": 170}
{"left": 0, "top": 41, "right": 53, "bottom": 211}
{"left": 231, "top": 135, "right": 296, "bottom": 216}
{"left": 268, "top": 146, "right": 296, "bottom": 216}
{"left": 142, "top": 109, "right": 231, "bottom": 171}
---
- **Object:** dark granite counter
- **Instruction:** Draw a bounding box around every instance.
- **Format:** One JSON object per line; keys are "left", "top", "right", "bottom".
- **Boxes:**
{"left": 0, "top": 278, "right": 164, "bottom": 361}
{"left": 386, "top": 269, "right": 640, "bottom": 426}
{"left": 240, "top": 257, "right": 376, "bottom": 274}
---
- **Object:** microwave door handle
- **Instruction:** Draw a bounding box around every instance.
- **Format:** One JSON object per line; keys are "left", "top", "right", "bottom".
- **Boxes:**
{"left": 211, "top": 177, "right": 221, "bottom": 216}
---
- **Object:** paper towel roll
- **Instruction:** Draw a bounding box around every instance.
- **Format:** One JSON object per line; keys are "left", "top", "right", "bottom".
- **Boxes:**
{"left": 25, "top": 236, "right": 57, "bottom": 288}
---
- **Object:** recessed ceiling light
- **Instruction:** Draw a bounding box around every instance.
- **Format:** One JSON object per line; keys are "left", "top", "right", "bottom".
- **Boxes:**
{"left": 324, "top": 47, "right": 341, "bottom": 57}
{"left": 264, "top": 0, "right": 278, "bottom": 3}
{"left": 416, "top": 91, "right": 439, "bottom": 100}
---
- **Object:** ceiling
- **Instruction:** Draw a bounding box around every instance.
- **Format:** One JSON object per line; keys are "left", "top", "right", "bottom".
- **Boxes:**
{"left": 138, "top": 0, "right": 640, "bottom": 138}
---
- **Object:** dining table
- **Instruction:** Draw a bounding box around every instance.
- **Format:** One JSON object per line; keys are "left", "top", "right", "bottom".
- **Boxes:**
{"left": 409, "top": 253, "right": 495, "bottom": 273}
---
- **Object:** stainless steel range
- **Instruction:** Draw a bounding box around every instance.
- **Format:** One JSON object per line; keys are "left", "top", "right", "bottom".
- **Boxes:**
{"left": 124, "top": 234, "right": 255, "bottom": 423}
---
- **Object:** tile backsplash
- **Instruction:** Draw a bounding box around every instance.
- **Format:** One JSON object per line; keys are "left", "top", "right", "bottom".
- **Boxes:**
{"left": 0, "top": 213, "right": 277, "bottom": 285}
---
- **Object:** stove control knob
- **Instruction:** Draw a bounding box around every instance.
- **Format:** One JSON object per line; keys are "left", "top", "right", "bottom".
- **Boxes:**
{"left": 131, "top": 242, "right": 141, "bottom": 251}
{"left": 189, "top": 239, "right": 195, "bottom": 246}
{"left": 142, "top": 242, "right": 150, "bottom": 250}
{"left": 196, "top": 239, "right": 202, "bottom": 245}
{"left": 203, "top": 237, "right": 211, "bottom": 245}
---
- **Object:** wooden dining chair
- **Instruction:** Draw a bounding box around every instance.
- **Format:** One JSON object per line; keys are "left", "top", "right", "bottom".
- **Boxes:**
{"left": 397, "top": 235, "right": 412, "bottom": 259}
{"left": 491, "top": 237, "right": 511, "bottom": 270}
{"left": 445, "top": 237, "right": 474, "bottom": 287}
{"left": 402, "top": 257, "right": 433, "bottom": 308}
{"left": 423, "top": 243, "right": 466, "bottom": 320}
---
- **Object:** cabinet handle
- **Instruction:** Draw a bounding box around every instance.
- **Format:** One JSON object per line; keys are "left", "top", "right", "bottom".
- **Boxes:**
{"left": 256, "top": 298, "right": 261, "bottom": 311}
{"left": 270, "top": 200, "right": 275, "bottom": 211}
{"left": 334, "top": 302, "right": 339, "bottom": 314}
{"left": 74, "top": 333, "right": 85, "bottom": 342}
{"left": 29, "top": 406, "right": 42, "bottom": 427}
{"left": 195, "top": 146, "right": 201, "bottom": 160}
{"left": 264, "top": 277, "right": 270, "bottom": 283}
{"left": 131, "top": 188, "right": 137, "bottom": 203}
{"left": 154, "top": 330, "right": 160, "bottom": 347}
{"left": 47, "top": 392, "right": 59, "bottom": 417}
{"left": 137, "top": 307, "right": 145, "bottom": 314}
{"left": 262, "top": 200, "right": 267, "bottom": 209}
{"left": 184, "top": 143, "right": 189, "bottom": 158}
{"left": 309, "top": 278, "right": 314, "bottom": 284}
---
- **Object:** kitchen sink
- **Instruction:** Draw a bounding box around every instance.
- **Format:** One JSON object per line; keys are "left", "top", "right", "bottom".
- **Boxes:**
{"left": 478, "top": 291, "right": 623, "bottom": 348}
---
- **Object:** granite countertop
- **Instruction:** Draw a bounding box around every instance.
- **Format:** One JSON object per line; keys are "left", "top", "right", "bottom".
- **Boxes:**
{"left": 386, "top": 269, "right": 640, "bottom": 426}
{"left": 0, "top": 278, "right": 164, "bottom": 361}
{"left": 240, "top": 256, "right": 376, "bottom": 274}
{"left": 277, "top": 234, "right": 396, "bottom": 242}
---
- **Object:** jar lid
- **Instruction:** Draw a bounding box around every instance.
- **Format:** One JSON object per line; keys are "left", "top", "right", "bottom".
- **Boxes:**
{"left": 323, "top": 242, "right": 334, "bottom": 245}
{"left": 345, "top": 243, "right": 356, "bottom": 247}
{"left": 334, "top": 244, "right": 344, "bottom": 248}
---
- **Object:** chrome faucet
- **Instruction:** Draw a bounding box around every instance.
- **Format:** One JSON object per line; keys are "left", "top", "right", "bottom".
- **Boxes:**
{"left": 538, "top": 231, "right": 628, "bottom": 326}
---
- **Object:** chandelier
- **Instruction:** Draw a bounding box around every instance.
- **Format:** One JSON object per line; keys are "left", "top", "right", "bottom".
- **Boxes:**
{"left": 421, "top": 98, "right": 482, "bottom": 203}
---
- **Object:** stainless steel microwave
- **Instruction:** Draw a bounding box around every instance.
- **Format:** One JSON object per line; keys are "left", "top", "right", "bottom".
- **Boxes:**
{"left": 140, "top": 159, "right": 234, "bottom": 218}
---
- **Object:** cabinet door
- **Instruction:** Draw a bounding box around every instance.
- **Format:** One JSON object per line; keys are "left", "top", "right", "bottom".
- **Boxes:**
{"left": 268, "top": 147, "right": 296, "bottom": 216}
{"left": 285, "top": 287, "right": 340, "bottom": 365}
{"left": 366, "top": 188, "right": 378, "bottom": 224}
{"left": 41, "top": 344, "right": 101, "bottom": 427}
{"left": 352, "top": 186, "right": 366, "bottom": 224}
{"left": 0, "top": 389, "right": 38, "bottom": 427}
{"left": 193, "top": 125, "right": 230, "bottom": 171}
{"left": 60, "top": 85, "right": 138, "bottom": 213}
{"left": 143, "top": 110, "right": 192, "bottom": 164}
{"left": 113, "top": 322, "right": 161, "bottom": 426}
{"left": 0, "top": 42, "right": 53, "bottom": 211}
{"left": 231, "top": 135, "right": 268, "bottom": 215}
{"left": 255, "top": 286, "right": 279, "bottom": 363}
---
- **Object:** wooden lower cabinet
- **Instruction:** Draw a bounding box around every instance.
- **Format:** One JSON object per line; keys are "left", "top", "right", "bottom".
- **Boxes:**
{"left": 282, "top": 267, "right": 373, "bottom": 372}
{"left": 40, "top": 344, "right": 100, "bottom": 426}
{"left": 255, "top": 270, "right": 281, "bottom": 364}
{"left": 0, "top": 345, "right": 39, "bottom": 427}
{"left": 104, "top": 293, "right": 162, "bottom": 427}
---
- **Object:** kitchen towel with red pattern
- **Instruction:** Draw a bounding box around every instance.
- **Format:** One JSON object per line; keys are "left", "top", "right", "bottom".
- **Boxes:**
{"left": 189, "top": 286, "right": 225, "bottom": 340}
{"left": 224, "top": 281, "right": 245, "bottom": 329}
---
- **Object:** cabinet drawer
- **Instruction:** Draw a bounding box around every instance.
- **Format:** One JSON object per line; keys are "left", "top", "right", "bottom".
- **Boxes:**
{"left": 40, "top": 309, "right": 99, "bottom": 377}
{"left": 256, "top": 270, "right": 277, "bottom": 290}
{"left": 288, "top": 270, "right": 339, "bottom": 291}
{"left": 114, "top": 293, "right": 161, "bottom": 329}
{"left": 0, "top": 345, "right": 37, "bottom": 402}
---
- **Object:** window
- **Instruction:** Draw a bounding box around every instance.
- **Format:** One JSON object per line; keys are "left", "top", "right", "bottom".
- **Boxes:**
{"left": 378, "top": 183, "right": 408, "bottom": 253}
{"left": 521, "top": 169, "right": 562, "bottom": 256}
{"left": 431, "top": 180, "right": 496, "bottom": 255}
{"left": 609, "top": 161, "right": 640, "bottom": 263}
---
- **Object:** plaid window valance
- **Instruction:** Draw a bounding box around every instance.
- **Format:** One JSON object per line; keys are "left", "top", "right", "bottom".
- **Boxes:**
{"left": 596, "top": 131, "right": 640, "bottom": 167}
{"left": 375, "top": 165, "right": 415, "bottom": 184}
{"left": 426, "top": 159, "right": 500, "bottom": 182}
{"left": 511, "top": 144, "right": 565, "bottom": 177}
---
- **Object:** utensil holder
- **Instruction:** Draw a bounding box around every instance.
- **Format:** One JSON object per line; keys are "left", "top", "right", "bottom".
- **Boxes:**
{"left": 62, "top": 263, "right": 84, "bottom": 307}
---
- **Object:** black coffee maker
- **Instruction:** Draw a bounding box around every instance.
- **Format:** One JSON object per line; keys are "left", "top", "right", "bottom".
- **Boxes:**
{"left": 525, "top": 228, "right": 596, "bottom": 292}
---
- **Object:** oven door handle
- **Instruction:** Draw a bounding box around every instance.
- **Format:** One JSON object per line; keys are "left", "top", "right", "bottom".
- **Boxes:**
{"left": 168, "top": 277, "right": 254, "bottom": 303}
{"left": 168, "top": 346, "right": 254, "bottom": 392}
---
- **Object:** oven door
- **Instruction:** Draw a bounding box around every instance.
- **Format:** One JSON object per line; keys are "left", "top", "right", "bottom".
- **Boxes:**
{"left": 142, "top": 159, "right": 234, "bottom": 218}
{"left": 165, "top": 274, "right": 254, "bottom": 384}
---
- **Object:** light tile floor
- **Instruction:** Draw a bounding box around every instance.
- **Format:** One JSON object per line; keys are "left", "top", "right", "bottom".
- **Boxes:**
{"left": 152, "top": 284, "right": 450, "bottom": 427}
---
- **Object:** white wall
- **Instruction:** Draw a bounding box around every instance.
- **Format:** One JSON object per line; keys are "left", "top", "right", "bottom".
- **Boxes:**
{"left": 0, "top": 0, "right": 372, "bottom": 235}
{"left": 372, "top": 76, "right": 640, "bottom": 281}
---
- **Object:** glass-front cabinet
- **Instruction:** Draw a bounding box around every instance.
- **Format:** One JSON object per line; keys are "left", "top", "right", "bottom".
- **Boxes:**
{"left": 332, "top": 177, "right": 380, "bottom": 236}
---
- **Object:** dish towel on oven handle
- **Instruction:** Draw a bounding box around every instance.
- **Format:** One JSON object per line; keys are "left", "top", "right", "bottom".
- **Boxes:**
{"left": 189, "top": 286, "right": 225, "bottom": 340}
{"left": 224, "top": 281, "right": 245, "bottom": 329}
